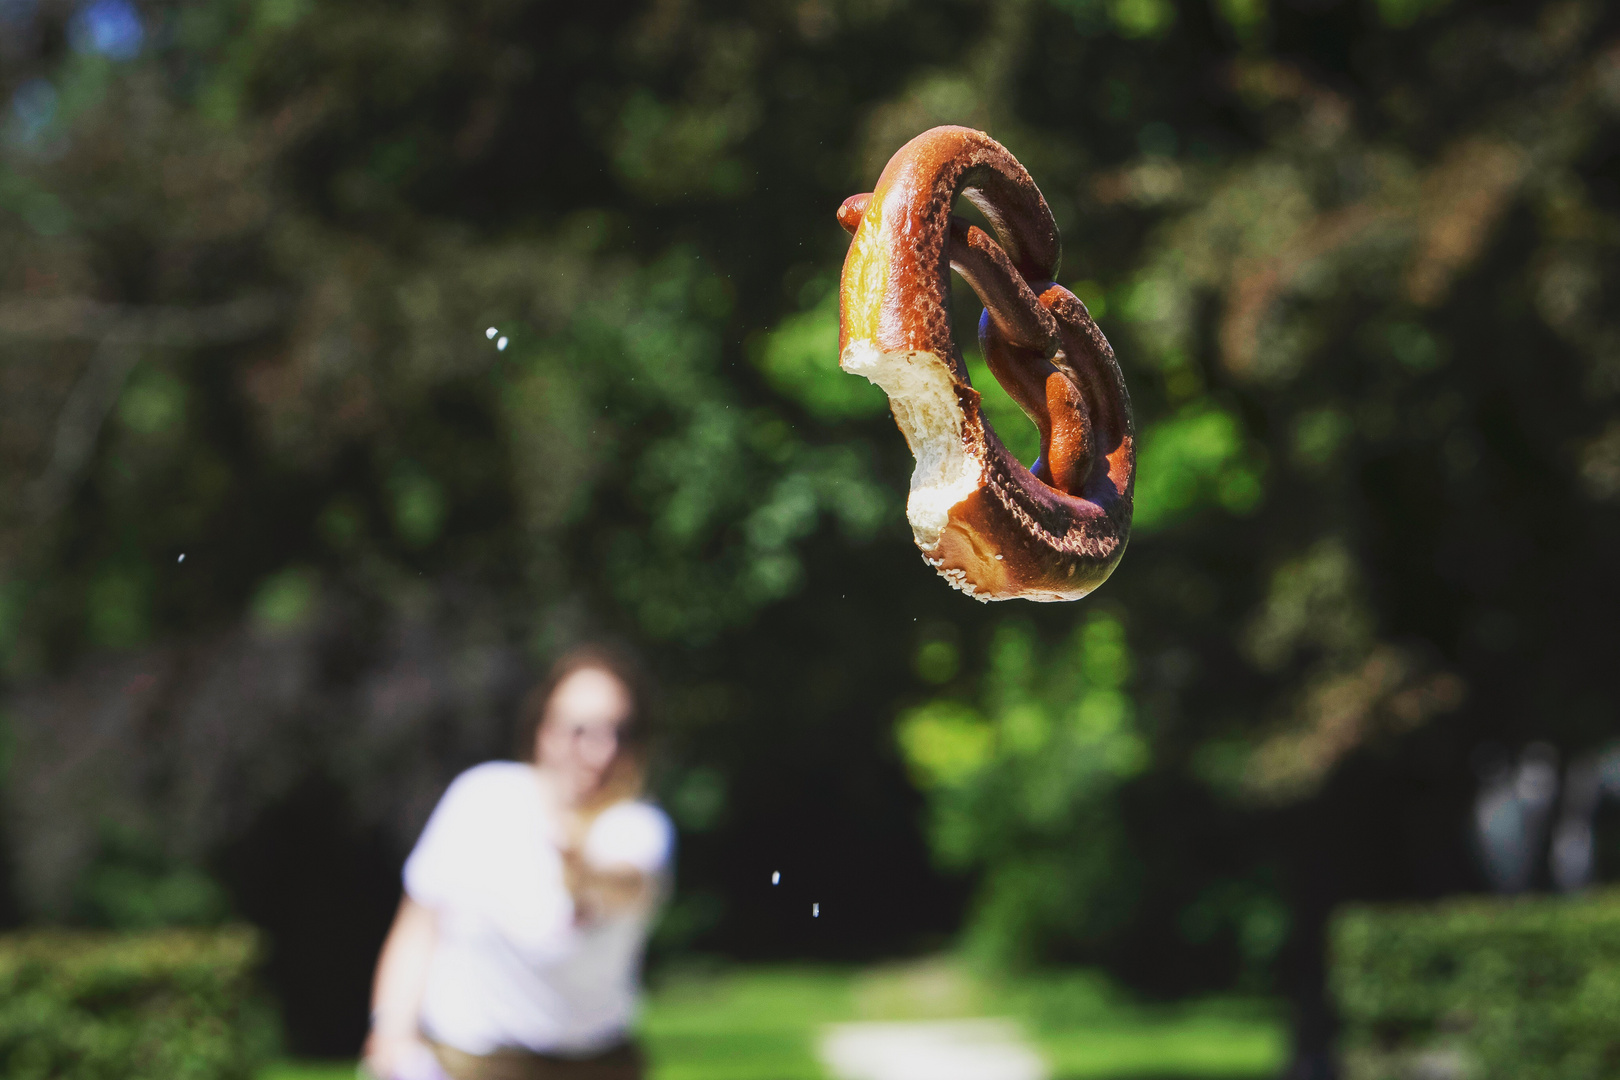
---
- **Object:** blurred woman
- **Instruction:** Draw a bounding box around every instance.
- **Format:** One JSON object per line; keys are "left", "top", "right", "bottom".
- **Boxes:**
{"left": 364, "top": 645, "right": 673, "bottom": 1080}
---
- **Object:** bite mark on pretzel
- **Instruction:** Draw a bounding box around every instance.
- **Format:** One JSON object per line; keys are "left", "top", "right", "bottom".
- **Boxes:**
{"left": 836, "top": 126, "right": 1135, "bottom": 602}
{"left": 840, "top": 341, "right": 983, "bottom": 551}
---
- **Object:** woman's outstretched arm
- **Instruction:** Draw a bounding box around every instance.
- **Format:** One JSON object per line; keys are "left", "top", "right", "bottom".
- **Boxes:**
{"left": 364, "top": 896, "right": 439, "bottom": 1076}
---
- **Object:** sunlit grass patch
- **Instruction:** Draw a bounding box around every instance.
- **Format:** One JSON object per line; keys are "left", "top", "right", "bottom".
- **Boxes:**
{"left": 1036, "top": 1010, "right": 1287, "bottom": 1079}
{"left": 258, "top": 961, "right": 1285, "bottom": 1080}
{"left": 856, "top": 961, "right": 1286, "bottom": 1079}
{"left": 260, "top": 1064, "right": 355, "bottom": 1080}
{"left": 641, "top": 965, "right": 854, "bottom": 1080}
{"left": 640, "top": 961, "right": 1285, "bottom": 1080}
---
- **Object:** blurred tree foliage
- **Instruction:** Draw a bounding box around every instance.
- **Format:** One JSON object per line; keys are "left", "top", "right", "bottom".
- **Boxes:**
{"left": 3, "top": 0, "right": 1620, "bottom": 1066}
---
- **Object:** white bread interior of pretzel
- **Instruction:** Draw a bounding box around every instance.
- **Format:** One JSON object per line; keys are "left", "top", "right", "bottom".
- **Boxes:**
{"left": 839, "top": 341, "right": 981, "bottom": 552}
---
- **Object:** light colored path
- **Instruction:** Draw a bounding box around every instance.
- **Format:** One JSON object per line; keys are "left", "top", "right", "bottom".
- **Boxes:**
{"left": 818, "top": 1018, "right": 1049, "bottom": 1080}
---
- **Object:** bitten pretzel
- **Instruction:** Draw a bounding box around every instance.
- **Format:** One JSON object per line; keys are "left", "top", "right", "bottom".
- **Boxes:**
{"left": 837, "top": 125, "right": 1135, "bottom": 601}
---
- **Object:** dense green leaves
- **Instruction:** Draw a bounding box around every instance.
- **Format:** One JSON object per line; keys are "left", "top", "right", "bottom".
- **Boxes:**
{"left": 1132, "top": 403, "right": 1264, "bottom": 531}
{"left": 1334, "top": 892, "right": 1620, "bottom": 1080}
{"left": 897, "top": 614, "right": 1148, "bottom": 963}
{"left": 754, "top": 284, "right": 889, "bottom": 423}
{"left": 0, "top": 929, "right": 267, "bottom": 1080}
{"left": 496, "top": 251, "right": 893, "bottom": 640}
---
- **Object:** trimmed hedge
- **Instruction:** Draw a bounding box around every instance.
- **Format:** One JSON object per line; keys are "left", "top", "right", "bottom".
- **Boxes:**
{"left": 0, "top": 927, "right": 269, "bottom": 1080}
{"left": 1332, "top": 890, "right": 1620, "bottom": 1080}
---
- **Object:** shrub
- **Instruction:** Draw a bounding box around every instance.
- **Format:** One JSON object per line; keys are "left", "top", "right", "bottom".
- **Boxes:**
{"left": 0, "top": 926, "right": 269, "bottom": 1080}
{"left": 1332, "top": 890, "right": 1620, "bottom": 1080}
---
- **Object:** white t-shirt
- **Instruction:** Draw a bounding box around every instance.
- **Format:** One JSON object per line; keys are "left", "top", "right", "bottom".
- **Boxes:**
{"left": 403, "top": 761, "right": 674, "bottom": 1056}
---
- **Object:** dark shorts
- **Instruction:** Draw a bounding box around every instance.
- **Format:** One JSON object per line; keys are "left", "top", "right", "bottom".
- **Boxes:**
{"left": 431, "top": 1039, "right": 644, "bottom": 1080}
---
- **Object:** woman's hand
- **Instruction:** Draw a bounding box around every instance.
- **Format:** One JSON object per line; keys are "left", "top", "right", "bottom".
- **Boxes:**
{"left": 560, "top": 845, "right": 650, "bottom": 926}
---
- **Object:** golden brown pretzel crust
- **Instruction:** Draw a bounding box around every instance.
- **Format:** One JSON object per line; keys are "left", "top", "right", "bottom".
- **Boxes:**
{"left": 837, "top": 126, "right": 1134, "bottom": 601}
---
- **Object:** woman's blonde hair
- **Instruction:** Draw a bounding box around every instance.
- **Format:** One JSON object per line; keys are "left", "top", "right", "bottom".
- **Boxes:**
{"left": 519, "top": 642, "right": 654, "bottom": 814}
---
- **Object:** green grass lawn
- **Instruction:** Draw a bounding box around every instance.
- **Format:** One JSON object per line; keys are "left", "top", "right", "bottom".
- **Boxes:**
{"left": 640, "top": 966, "right": 853, "bottom": 1080}
{"left": 843, "top": 960, "right": 1287, "bottom": 1080}
{"left": 260, "top": 1065, "right": 355, "bottom": 1080}
{"left": 262, "top": 961, "right": 1287, "bottom": 1080}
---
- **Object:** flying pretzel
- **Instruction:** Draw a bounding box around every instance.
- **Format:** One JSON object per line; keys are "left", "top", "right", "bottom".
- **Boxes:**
{"left": 836, "top": 125, "right": 1136, "bottom": 601}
